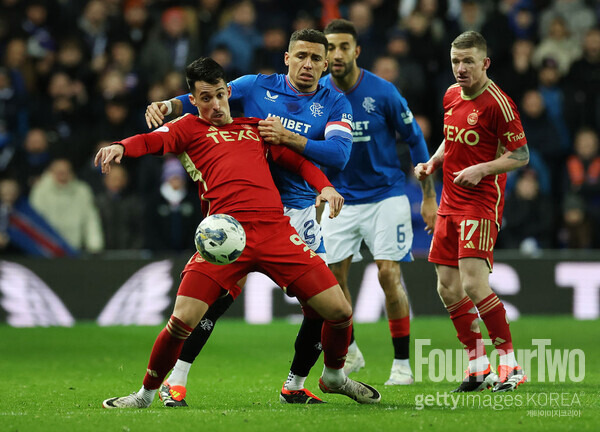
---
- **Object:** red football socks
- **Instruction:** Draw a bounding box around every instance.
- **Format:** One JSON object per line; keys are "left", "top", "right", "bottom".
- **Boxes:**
{"left": 477, "top": 293, "right": 514, "bottom": 355}
{"left": 447, "top": 297, "right": 486, "bottom": 361}
{"left": 142, "top": 315, "right": 193, "bottom": 390}
{"left": 322, "top": 315, "right": 352, "bottom": 369}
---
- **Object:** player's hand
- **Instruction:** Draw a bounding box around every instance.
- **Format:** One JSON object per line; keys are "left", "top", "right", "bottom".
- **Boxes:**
{"left": 94, "top": 144, "right": 124, "bottom": 174}
{"left": 258, "top": 116, "right": 287, "bottom": 145}
{"left": 414, "top": 162, "right": 436, "bottom": 181}
{"left": 145, "top": 101, "right": 168, "bottom": 129}
{"left": 453, "top": 165, "right": 484, "bottom": 187}
{"left": 315, "top": 186, "right": 344, "bottom": 218}
{"left": 421, "top": 197, "right": 437, "bottom": 235}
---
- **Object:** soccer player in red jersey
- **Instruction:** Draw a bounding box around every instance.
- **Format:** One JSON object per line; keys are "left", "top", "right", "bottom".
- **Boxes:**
{"left": 97, "top": 57, "right": 381, "bottom": 408}
{"left": 415, "top": 31, "right": 529, "bottom": 392}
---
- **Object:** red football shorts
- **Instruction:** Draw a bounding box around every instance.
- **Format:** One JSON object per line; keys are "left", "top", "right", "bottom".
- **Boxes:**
{"left": 428, "top": 214, "right": 498, "bottom": 269}
{"left": 178, "top": 213, "right": 338, "bottom": 305}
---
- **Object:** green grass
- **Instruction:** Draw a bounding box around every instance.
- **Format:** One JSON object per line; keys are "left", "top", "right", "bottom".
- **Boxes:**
{"left": 1, "top": 317, "right": 598, "bottom": 431}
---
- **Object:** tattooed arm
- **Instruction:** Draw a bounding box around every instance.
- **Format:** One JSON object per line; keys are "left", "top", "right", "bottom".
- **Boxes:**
{"left": 453, "top": 144, "right": 530, "bottom": 188}
{"left": 418, "top": 175, "right": 438, "bottom": 234}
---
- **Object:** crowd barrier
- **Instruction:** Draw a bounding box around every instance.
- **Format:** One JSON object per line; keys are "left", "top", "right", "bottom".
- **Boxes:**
{"left": 0, "top": 251, "right": 598, "bottom": 326}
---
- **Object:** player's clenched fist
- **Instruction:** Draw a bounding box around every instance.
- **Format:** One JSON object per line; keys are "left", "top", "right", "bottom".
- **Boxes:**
{"left": 316, "top": 186, "right": 344, "bottom": 219}
{"left": 145, "top": 101, "right": 168, "bottom": 129}
{"left": 94, "top": 144, "right": 124, "bottom": 174}
{"left": 414, "top": 162, "right": 436, "bottom": 181}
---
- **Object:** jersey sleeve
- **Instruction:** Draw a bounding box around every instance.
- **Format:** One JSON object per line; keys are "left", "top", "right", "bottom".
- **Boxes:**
{"left": 303, "top": 93, "right": 353, "bottom": 169}
{"left": 119, "top": 115, "right": 191, "bottom": 157}
{"left": 269, "top": 145, "right": 333, "bottom": 192}
{"left": 176, "top": 94, "right": 196, "bottom": 116}
{"left": 495, "top": 95, "right": 527, "bottom": 152}
{"left": 386, "top": 82, "right": 429, "bottom": 165}
{"left": 229, "top": 74, "right": 258, "bottom": 104}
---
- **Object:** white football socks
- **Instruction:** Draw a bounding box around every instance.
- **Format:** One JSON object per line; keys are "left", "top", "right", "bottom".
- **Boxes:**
{"left": 137, "top": 386, "right": 157, "bottom": 405}
{"left": 168, "top": 360, "right": 192, "bottom": 387}
{"left": 392, "top": 358, "right": 411, "bottom": 369}
{"left": 499, "top": 351, "right": 518, "bottom": 368}
{"left": 284, "top": 371, "right": 307, "bottom": 391}
{"left": 322, "top": 365, "right": 345, "bottom": 387}
{"left": 468, "top": 355, "right": 490, "bottom": 374}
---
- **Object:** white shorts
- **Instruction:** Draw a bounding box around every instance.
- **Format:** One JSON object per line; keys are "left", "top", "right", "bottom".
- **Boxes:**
{"left": 321, "top": 195, "right": 413, "bottom": 264}
{"left": 284, "top": 206, "right": 326, "bottom": 256}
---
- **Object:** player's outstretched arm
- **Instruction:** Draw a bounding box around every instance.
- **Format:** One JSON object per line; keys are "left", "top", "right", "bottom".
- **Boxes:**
{"left": 94, "top": 144, "right": 124, "bottom": 174}
{"left": 315, "top": 186, "right": 344, "bottom": 219}
{"left": 145, "top": 98, "right": 184, "bottom": 129}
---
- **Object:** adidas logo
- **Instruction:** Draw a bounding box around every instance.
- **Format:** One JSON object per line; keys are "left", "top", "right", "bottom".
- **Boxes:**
{"left": 464, "top": 241, "right": 475, "bottom": 249}
{"left": 493, "top": 337, "right": 506, "bottom": 346}
{"left": 265, "top": 90, "right": 279, "bottom": 102}
{"left": 446, "top": 108, "right": 453, "bottom": 116}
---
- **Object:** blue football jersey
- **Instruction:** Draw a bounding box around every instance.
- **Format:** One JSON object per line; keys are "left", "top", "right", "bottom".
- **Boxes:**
{"left": 177, "top": 73, "right": 353, "bottom": 209}
{"left": 319, "top": 69, "right": 429, "bottom": 204}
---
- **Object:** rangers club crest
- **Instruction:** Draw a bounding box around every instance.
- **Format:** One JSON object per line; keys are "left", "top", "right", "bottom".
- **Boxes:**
{"left": 467, "top": 111, "right": 479, "bottom": 125}
{"left": 310, "top": 102, "right": 324, "bottom": 117}
{"left": 363, "top": 97, "right": 376, "bottom": 113}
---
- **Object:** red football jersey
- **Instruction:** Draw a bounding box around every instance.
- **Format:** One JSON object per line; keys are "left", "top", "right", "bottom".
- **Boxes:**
{"left": 119, "top": 114, "right": 331, "bottom": 216}
{"left": 439, "top": 81, "right": 527, "bottom": 225}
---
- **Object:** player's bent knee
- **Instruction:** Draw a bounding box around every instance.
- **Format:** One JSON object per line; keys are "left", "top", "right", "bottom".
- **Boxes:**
{"left": 437, "top": 282, "right": 461, "bottom": 305}
{"left": 321, "top": 307, "right": 351, "bottom": 322}
{"left": 305, "top": 287, "right": 352, "bottom": 321}
{"left": 172, "top": 297, "right": 208, "bottom": 329}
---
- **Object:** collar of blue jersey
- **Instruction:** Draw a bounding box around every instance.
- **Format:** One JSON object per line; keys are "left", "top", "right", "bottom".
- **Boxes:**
{"left": 284, "top": 75, "right": 320, "bottom": 96}
{"left": 327, "top": 68, "right": 364, "bottom": 95}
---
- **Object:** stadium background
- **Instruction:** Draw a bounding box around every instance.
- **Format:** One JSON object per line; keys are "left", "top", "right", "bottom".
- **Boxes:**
{"left": 1, "top": 0, "right": 600, "bottom": 325}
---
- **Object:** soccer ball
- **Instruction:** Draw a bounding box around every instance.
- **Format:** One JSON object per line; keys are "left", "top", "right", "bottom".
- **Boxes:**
{"left": 194, "top": 214, "right": 246, "bottom": 265}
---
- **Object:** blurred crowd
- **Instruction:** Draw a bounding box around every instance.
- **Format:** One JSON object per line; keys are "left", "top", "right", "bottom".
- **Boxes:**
{"left": 1, "top": 0, "right": 599, "bottom": 257}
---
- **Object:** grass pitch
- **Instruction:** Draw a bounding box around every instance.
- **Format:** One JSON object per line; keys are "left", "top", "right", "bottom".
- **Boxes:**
{"left": 0, "top": 317, "right": 598, "bottom": 432}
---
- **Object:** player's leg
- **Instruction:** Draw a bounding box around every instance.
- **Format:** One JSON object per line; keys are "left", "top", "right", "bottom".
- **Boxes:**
{"left": 321, "top": 203, "right": 364, "bottom": 375}
{"left": 280, "top": 206, "right": 327, "bottom": 403}
{"left": 363, "top": 196, "right": 413, "bottom": 384}
{"left": 429, "top": 215, "right": 494, "bottom": 392}
{"left": 455, "top": 217, "right": 525, "bottom": 391}
{"left": 103, "top": 275, "right": 214, "bottom": 409}
{"left": 102, "top": 258, "right": 240, "bottom": 409}
{"left": 375, "top": 259, "right": 413, "bottom": 385}
{"left": 329, "top": 257, "right": 365, "bottom": 375}
{"left": 458, "top": 257, "right": 526, "bottom": 392}
{"left": 297, "top": 280, "right": 380, "bottom": 404}
{"left": 262, "top": 218, "right": 380, "bottom": 404}
{"left": 280, "top": 303, "right": 325, "bottom": 404}
{"left": 161, "top": 276, "right": 246, "bottom": 407}
{"left": 436, "top": 263, "right": 496, "bottom": 392}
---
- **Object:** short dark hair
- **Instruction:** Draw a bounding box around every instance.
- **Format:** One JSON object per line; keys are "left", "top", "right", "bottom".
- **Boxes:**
{"left": 323, "top": 19, "right": 358, "bottom": 42}
{"left": 451, "top": 31, "right": 487, "bottom": 54}
{"left": 185, "top": 57, "right": 226, "bottom": 92}
{"left": 288, "top": 28, "right": 328, "bottom": 53}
